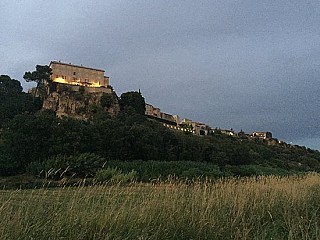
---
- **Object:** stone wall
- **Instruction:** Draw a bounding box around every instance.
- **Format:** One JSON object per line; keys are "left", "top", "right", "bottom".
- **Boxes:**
{"left": 50, "top": 61, "right": 109, "bottom": 88}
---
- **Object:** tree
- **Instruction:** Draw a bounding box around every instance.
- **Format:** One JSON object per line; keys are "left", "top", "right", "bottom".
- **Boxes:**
{"left": 23, "top": 65, "right": 52, "bottom": 100}
{"left": 118, "top": 91, "right": 146, "bottom": 115}
{"left": 0, "top": 75, "right": 22, "bottom": 93}
{"left": 0, "top": 75, "right": 38, "bottom": 127}
{"left": 0, "top": 112, "right": 57, "bottom": 175}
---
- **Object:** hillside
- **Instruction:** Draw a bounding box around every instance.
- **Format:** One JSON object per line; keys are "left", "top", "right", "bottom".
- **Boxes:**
{"left": 1, "top": 74, "right": 320, "bottom": 180}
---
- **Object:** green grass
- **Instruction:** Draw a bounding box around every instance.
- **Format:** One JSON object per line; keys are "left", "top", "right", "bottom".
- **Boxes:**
{"left": 1, "top": 174, "right": 320, "bottom": 239}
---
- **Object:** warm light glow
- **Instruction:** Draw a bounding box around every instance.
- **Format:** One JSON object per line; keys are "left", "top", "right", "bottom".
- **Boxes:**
{"left": 91, "top": 82, "right": 102, "bottom": 87}
{"left": 53, "top": 77, "right": 67, "bottom": 84}
{"left": 52, "top": 78, "right": 102, "bottom": 88}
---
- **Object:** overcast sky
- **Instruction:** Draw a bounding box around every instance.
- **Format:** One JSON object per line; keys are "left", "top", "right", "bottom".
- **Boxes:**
{"left": 1, "top": 1, "right": 320, "bottom": 149}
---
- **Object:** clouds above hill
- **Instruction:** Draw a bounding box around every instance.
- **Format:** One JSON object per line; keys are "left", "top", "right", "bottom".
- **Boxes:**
{"left": 1, "top": 0, "right": 320, "bottom": 147}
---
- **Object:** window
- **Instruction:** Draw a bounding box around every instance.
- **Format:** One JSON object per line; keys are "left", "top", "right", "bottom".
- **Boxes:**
{"left": 73, "top": 72, "right": 76, "bottom": 75}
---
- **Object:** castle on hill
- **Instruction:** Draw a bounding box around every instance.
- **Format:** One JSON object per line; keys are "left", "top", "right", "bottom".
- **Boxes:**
{"left": 49, "top": 61, "right": 112, "bottom": 93}
{"left": 39, "top": 61, "right": 276, "bottom": 141}
{"left": 41, "top": 61, "right": 118, "bottom": 119}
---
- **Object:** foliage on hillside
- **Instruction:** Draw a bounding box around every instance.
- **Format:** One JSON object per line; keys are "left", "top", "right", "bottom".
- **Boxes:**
{"left": 0, "top": 108, "right": 319, "bottom": 178}
{"left": 0, "top": 75, "right": 41, "bottom": 127}
{"left": 0, "top": 75, "right": 320, "bottom": 179}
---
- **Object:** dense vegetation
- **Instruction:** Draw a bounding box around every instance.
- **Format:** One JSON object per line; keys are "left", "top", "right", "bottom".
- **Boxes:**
{"left": 0, "top": 75, "right": 41, "bottom": 127}
{"left": 1, "top": 74, "right": 320, "bottom": 180}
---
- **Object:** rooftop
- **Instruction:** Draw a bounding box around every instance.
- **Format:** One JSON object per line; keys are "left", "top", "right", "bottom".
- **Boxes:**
{"left": 50, "top": 61, "right": 105, "bottom": 73}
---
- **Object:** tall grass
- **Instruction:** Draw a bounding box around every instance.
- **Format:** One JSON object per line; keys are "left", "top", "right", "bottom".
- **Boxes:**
{"left": 1, "top": 173, "right": 320, "bottom": 239}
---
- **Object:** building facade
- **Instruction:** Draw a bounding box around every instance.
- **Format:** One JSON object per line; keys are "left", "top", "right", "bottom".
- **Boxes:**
{"left": 145, "top": 103, "right": 179, "bottom": 125}
{"left": 145, "top": 103, "right": 161, "bottom": 118}
{"left": 251, "top": 131, "right": 272, "bottom": 139}
{"left": 50, "top": 61, "right": 110, "bottom": 89}
{"left": 180, "top": 119, "right": 209, "bottom": 135}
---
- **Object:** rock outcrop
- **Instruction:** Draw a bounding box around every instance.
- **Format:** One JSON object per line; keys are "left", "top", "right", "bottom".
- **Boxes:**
{"left": 42, "top": 83, "right": 120, "bottom": 120}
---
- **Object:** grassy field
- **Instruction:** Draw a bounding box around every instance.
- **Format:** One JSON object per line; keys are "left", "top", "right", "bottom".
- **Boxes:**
{"left": 1, "top": 174, "right": 320, "bottom": 239}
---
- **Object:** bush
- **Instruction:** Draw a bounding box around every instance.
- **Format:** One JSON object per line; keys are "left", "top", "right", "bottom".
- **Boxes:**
{"left": 100, "top": 93, "right": 113, "bottom": 108}
{"left": 75, "top": 106, "right": 86, "bottom": 114}
{"left": 95, "top": 167, "right": 119, "bottom": 181}
{"left": 95, "top": 167, "right": 137, "bottom": 183}
{"left": 57, "top": 84, "right": 70, "bottom": 93}
{"left": 26, "top": 161, "right": 49, "bottom": 177}
{"left": 79, "top": 86, "right": 85, "bottom": 94}
{"left": 181, "top": 168, "right": 203, "bottom": 179}
{"left": 104, "top": 160, "right": 223, "bottom": 181}
{"left": 45, "top": 153, "right": 106, "bottom": 178}
{"left": 223, "top": 164, "right": 293, "bottom": 177}
{"left": 74, "top": 92, "right": 84, "bottom": 101}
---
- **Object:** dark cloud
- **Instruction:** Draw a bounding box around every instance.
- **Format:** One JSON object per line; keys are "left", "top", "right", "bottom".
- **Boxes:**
{"left": 1, "top": 0, "right": 320, "bottom": 148}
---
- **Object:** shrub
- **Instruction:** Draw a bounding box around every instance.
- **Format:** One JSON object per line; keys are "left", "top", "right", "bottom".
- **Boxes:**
{"left": 95, "top": 167, "right": 119, "bottom": 181}
{"left": 100, "top": 93, "right": 113, "bottom": 108}
{"left": 26, "top": 161, "right": 49, "bottom": 177}
{"left": 181, "top": 168, "right": 203, "bottom": 179}
{"left": 104, "top": 160, "right": 223, "bottom": 181}
{"left": 79, "top": 86, "right": 85, "bottom": 94}
{"left": 75, "top": 106, "right": 86, "bottom": 115}
{"left": 95, "top": 167, "right": 137, "bottom": 183}
{"left": 74, "top": 92, "right": 84, "bottom": 101}
{"left": 46, "top": 153, "right": 106, "bottom": 178}
{"left": 57, "top": 84, "right": 70, "bottom": 93}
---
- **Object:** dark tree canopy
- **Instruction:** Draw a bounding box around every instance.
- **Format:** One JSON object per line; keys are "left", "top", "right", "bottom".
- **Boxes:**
{"left": 23, "top": 65, "right": 52, "bottom": 99}
{"left": 0, "top": 75, "right": 38, "bottom": 127}
{"left": 23, "top": 65, "right": 52, "bottom": 84}
{"left": 119, "top": 91, "right": 146, "bottom": 115}
{"left": 0, "top": 75, "right": 23, "bottom": 93}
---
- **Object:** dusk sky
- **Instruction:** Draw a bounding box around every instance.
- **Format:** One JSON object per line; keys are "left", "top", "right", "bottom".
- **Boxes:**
{"left": 1, "top": 1, "right": 320, "bottom": 149}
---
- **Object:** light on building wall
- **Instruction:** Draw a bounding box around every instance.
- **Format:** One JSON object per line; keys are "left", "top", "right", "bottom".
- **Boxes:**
{"left": 53, "top": 77, "right": 67, "bottom": 84}
{"left": 52, "top": 77, "right": 102, "bottom": 88}
{"left": 91, "top": 82, "right": 102, "bottom": 87}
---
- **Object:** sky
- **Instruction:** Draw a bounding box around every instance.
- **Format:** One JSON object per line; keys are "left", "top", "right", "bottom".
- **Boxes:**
{"left": 1, "top": 1, "right": 320, "bottom": 149}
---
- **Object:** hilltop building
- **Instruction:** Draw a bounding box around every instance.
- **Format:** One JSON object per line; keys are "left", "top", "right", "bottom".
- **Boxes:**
{"left": 161, "top": 112, "right": 178, "bottom": 125}
{"left": 145, "top": 103, "right": 161, "bottom": 118}
{"left": 251, "top": 131, "right": 273, "bottom": 139}
{"left": 41, "top": 61, "right": 119, "bottom": 119}
{"left": 145, "top": 103, "right": 194, "bottom": 133}
{"left": 145, "top": 103, "right": 210, "bottom": 136}
{"left": 180, "top": 119, "right": 210, "bottom": 135}
{"left": 49, "top": 61, "right": 111, "bottom": 93}
{"left": 220, "top": 129, "right": 236, "bottom": 136}
{"left": 145, "top": 103, "right": 179, "bottom": 125}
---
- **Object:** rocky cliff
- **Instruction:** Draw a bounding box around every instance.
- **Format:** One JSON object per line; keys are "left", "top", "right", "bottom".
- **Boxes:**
{"left": 42, "top": 84, "right": 120, "bottom": 120}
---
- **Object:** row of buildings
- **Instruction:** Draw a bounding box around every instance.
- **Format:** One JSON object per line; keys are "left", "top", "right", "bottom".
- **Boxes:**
{"left": 145, "top": 103, "right": 273, "bottom": 140}
{"left": 145, "top": 103, "right": 210, "bottom": 135}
